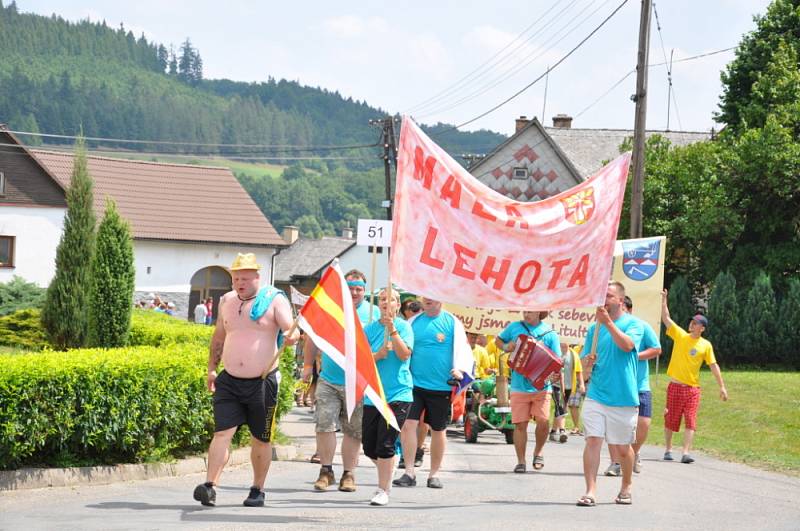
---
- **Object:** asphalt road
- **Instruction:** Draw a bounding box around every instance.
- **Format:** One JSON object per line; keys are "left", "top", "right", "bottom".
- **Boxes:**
{"left": 1, "top": 407, "right": 798, "bottom": 530}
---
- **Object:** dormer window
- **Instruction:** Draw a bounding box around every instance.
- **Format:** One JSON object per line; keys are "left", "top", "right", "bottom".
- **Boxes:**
{"left": 512, "top": 167, "right": 528, "bottom": 180}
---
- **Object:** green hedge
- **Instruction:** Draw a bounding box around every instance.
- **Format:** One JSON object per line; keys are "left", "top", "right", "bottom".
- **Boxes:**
{"left": 128, "top": 309, "right": 213, "bottom": 347}
{"left": 0, "top": 308, "right": 48, "bottom": 350}
{"left": 0, "top": 344, "right": 212, "bottom": 470}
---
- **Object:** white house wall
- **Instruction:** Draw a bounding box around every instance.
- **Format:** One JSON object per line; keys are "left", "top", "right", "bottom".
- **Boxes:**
{"left": 0, "top": 206, "right": 65, "bottom": 287}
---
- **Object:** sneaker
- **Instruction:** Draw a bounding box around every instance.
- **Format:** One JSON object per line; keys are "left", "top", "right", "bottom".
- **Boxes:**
{"left": 604, "top": 463, "right": 621, "bottom": 477}
{"left": 633, "top": 454, "right": 642, "bottom": 474}
{"left": 338, "top": 470, "right": 356, "bottom": 492}
{"left": 681, "top": 454, "right": 695, "bottom": 464}
{"left": 313, "top": 468, "right": 336, "bottom": 491}
{"left": 427, "top": 477, "right": 443, "bottom": 489}
{"left": 548, "top": 430, "right": 558, "bottom": 442}
{"left": 243, "top": 486, "right": 265, "bottom": 507}
{"left": 414, "top": 448, "right": 424, "bottom": 468}
{"left": 370, "top": 489, "right": 389, "bottom": 506}
{"left": 193, "top": 482, "right": 216, "bottom": 506}
{"left": 558, "top": 429, "right": 568, "bottom": 443}
{"left": 398, "top": 457, "right": 405, "bottom": 469}
{"left": 663, "top": 451, "right": 674, "bottom": 461}
{"left": 392, "top": 473, "right": 417, "bottom": 487}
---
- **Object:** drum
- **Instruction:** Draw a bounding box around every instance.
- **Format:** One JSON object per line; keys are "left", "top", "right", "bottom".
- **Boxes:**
{"left": 508, "top": 334, "right": 563, "bottom": 389}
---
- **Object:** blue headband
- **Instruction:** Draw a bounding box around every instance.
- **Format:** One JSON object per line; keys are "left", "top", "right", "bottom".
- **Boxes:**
{"left": 347, "top": 280, "right": 366, "bottom": 288}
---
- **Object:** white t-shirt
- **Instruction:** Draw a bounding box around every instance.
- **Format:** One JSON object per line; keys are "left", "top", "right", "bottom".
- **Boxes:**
{"left": 194, "top": 303, "right": 208, "bottom": 324}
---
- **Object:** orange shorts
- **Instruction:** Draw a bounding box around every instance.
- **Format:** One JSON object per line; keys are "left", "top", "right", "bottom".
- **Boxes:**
{"left": 510, "top": 391, "right": 551, "bottom": 424}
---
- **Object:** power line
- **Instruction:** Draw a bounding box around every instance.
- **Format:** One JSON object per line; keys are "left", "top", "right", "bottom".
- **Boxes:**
{"left": 434, "top": 0, "right": 630, "bottom": 136}
{"left": 651, "top": 1, "right": 682, "bottom": 130}
{"left": 574, "top": 69, "right": 636, "bottom": 119}
{"left": 416, "top": 0, "right": 614, "bottom": 120}
{"left": 403, "top": 0, "right": 578, "bottom": 115}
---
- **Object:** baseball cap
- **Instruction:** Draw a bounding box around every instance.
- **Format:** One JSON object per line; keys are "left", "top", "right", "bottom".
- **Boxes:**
{"left": 692, "top": 314, "right": 708, "bottom": 327}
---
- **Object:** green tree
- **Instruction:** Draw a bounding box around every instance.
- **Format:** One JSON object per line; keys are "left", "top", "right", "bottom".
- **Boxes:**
{"left": 41, "top": 136, "right": 96, "bottom": 349}
{"left": 662, "top": 275, "right": 693, "bottom": 357}
{"left": 87, "top": 199, "right": 135, "bottom": 347}
{"left": 706, "top": 271, "right": 740, "bottom": 364}
{"left": 0, "top": 276, "right": 45, "bottom": 315}
{"left": 294, "top": 215, "right": 323, "bottom": 239}
{"left": 776, "top": 278, "right": 800, "bottom": 367}
{"left": 741, "top": 271, "right": 777, "bottom": 365}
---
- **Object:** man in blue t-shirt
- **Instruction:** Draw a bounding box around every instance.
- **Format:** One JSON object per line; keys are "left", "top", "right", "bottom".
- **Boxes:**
{"left": 576, "top": 281, "right": 643, "bottom": 507}
{"left": 604, "top": 296, "right": 662, "bottom": 477}
{"left": 302, "top": 269, "right": 379, "bottom": 494}
{"left": 362, "top": 287, "right": 414, "bottom": 506}
{"left": 393, "top": 297, "right": 464, "bottom": 490}
{"left": 495, "top": 311, "right": 561, "bottom": 473}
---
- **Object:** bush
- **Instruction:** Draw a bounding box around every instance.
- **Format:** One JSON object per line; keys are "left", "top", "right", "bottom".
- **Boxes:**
{"left": 707, "top": 271, "right": 740, "bottom": 364}
{"left": 741, "top": 271, "right": 777, "bottom": 365}
{"left": 0, "top": 344, "right": 212, "bottom": 470}
{"left": 128, "top": 309, "right": 213, "bottom": 347}
{"left": 277, "top": 344, "right": 298, "bottom": 422}
{"left": 0, "top": 308, "right": 49, "bottom": 350}
{"left": 0, "top": 276, "right": 46, "bottom": 316}
{"left": 776, "top": 278, "right": 800, "bottom": 368}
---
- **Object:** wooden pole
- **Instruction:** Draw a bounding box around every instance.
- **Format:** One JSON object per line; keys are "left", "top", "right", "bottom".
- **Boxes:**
{"left": 368, "top": 246, "right": 378, "bottom": 324}
{"left": 630, "top": 0, "right": 652, "bottom": 239}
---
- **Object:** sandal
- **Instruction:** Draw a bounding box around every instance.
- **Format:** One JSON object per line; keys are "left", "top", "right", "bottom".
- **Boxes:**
{"left": 532, "top": 455, "right": 544, "bottom": 470}
{"left": 309, "top": 453, "right": 321, "bottom": 464}
{"left": 513, "top": 463, "right": 526, "bottom": 473}
{"left": 615, "top": 492, "right": 632, "bottom": 505}
{"left": 576, "top": 495, "right": 596, "bottom": 507}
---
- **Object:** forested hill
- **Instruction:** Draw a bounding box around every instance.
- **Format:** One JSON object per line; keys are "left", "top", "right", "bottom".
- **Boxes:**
{"left": 0, "top": 1, "right": 506, "bottom": 165}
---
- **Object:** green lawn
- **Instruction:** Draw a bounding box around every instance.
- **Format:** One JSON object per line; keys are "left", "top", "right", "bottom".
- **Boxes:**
{"left": 101, "top": 152, "right": 286, "bottom": 180}
{"left": 642, "top": 370, "right": 800, "bottom": 475}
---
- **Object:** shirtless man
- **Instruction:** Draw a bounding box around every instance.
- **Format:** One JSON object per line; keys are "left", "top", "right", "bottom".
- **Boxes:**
{"left": 193, "top": 253, "right": 298, "bottom": 507}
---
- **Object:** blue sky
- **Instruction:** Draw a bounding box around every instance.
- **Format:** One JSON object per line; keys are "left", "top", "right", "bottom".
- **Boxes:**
{"left": 17, "top": 0, "right": 772, "bottom": 135}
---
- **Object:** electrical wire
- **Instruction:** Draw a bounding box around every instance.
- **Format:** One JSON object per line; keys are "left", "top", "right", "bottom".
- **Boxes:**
{"left": 652, "top": 1, "right": 682, "bottom": 130}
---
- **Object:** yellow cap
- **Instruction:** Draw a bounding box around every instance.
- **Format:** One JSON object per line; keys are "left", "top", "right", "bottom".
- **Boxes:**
{"left": 230, "top": 253, "right": 261, "bottom": 271}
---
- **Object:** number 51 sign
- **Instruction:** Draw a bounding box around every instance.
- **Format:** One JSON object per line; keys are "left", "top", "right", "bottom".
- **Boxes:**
{"left": 357, "top": 219, "right": 393, "bottom": 247}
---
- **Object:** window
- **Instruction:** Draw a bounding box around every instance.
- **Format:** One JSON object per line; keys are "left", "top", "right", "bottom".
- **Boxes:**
{"left": 0, "top": 172, "right": 5, "bottom": 196}
{"left": 0, "top": 236, "right": 14, "bottom": 267}
{"left": 512, "top": 167, "right": 528, "bottom": 180}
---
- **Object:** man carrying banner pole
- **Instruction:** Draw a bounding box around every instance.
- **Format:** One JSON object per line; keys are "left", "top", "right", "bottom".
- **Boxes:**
{"left": 393, "top": 297, "right": 473, "bottom": 489}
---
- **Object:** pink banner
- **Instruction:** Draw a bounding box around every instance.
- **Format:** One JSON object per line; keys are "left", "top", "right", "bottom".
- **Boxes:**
{"left": 390, "top": 118, "right": 631, "bottom": 310}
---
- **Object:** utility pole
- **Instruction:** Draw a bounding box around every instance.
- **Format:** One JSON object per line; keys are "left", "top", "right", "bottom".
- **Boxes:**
{"left": 370, "top": 117, "right": 398, "bottom": 221}
{"left": 630, "top": 0, "right": 652, "bottom": 239}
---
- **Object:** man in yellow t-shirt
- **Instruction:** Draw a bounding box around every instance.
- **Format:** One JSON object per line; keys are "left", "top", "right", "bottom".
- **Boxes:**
{"left": 660, "top": 289, "right": 728, "bottom": 464}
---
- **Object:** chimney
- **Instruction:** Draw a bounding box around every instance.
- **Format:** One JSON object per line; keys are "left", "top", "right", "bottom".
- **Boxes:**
{"left": 515, "top": 115, "right": 531, "bottom": 133}
{"left": 552, "top": 114, "right": 573, "bottom": 129}
{"left": 341, "top": 224, "right": 354, "bottom": 239}
{"left": 282, "top": 225, "right": 299, "bottom": 245}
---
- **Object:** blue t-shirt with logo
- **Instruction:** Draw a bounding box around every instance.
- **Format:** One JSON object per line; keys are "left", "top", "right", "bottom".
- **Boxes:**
{"left": 320, "top": 300, "right": 380, "bottom": 386}
{"left": 363, "top": 318, "right": 414, "bottom": 405}
{"left": 635, "top": 317, "right": 661, "bottom": 392}
{"left": 581, "top": 313, "right": 643, "bottom": 407}
{"left": 409, "top": 311, "right": 456, "bottom": 392}
{"left": 497, "top": 320, "right": 560, "bottom": 393}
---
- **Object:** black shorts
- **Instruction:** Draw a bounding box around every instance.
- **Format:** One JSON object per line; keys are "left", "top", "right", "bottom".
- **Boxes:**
{"left": 213, "top": 369, "right": 279, "bottom": 443}
{"left": 362, "top": 401, "right": 412, "bottom": 460}
{"left": 408, "top": 387, "right": 452, "bottom": 432}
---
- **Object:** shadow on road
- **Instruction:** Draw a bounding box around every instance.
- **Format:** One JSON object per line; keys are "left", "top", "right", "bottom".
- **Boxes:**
{"left": 86, "top": 501, "right": 324, "bottom": 525}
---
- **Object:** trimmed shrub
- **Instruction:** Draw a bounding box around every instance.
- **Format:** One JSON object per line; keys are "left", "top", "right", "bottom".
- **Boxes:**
{"left": 0, "top": 344, "right": 212, "bottom": 470}
{"left": 707, "top": 271, "right": 740, "bottom": 364}
{"left": 128, "top": 309, "right": 213, "bottom": 347}
{"left": 41, "top": 137, "right": 96, "bottom": 350}
{"left": 741, "top": 271, "right": 777, "bottom": 365}
{"left": 277, "top": 344, "right": 298, "bottom": 422}
{"left": 0, "top": 308, "right": 48, "bottom": 350}
{"left": 0, "top": 276, "right": 45, "bottom": 316}
{"left": 88, "top": 199, "right": 135, "bottom": 348}
{"left": 661, "top": 276, "right": 693, "bottom": 356}
{"left": 776, "top": 278, "right": 800, "bottom": 368}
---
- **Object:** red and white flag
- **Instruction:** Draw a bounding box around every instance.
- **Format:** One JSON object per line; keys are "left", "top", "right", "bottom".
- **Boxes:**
{"left": 391, "top": 118, "right": 631, "bottom": 309}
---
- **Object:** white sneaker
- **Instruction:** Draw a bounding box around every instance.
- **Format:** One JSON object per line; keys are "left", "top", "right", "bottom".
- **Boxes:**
{"left": 633, "top": 454, "right": 642, "bottom": 473}
{"left": 370, "top": 489, "right": 389, "bottom": 506}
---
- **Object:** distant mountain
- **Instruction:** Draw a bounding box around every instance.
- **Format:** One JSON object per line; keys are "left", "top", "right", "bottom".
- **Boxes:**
{"left": 0, "top": 1, "right": 506, "bottom": 167}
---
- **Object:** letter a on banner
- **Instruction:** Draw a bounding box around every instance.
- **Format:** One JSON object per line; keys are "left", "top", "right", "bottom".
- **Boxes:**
{"left": 390, "top": 117, "right": 631, "bottom": 310}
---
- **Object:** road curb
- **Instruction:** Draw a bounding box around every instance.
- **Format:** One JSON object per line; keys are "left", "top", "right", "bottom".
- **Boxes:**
{"left": 0, "top": 443, "right": 299, "bottom": 491}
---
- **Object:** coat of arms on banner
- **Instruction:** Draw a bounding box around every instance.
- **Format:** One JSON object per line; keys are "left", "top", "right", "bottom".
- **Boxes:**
{"left": 560, "top": 188, "right": 595, "bottom": 225}
{"left": 622, "top": 238, "right": 660, "bottom": 281}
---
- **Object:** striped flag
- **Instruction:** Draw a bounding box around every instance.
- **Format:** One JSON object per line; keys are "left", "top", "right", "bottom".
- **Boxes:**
{"left": 297, "top": 259, "right": 399, "bottom": 430}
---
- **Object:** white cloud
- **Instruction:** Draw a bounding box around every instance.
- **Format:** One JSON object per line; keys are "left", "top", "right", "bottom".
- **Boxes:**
{"left": 321, "top": 15, "right": 389, "bottom": 38}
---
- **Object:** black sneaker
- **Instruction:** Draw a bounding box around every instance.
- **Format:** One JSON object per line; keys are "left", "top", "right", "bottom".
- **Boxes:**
{"left": 193, "top": 482, "right": 216, "bottom": 506}
{"left": 427, "top": 477, "right": 443, "bottom": 489}
{"left": 392, "top": 473, "right": 417, "bottom": 487}
{"left": 414, "top": 448, "right": 424, "bottom": 468}
{"left": 243, "top": 486, "right": 265, "bottom": 507}
{"left": 398, "top": 457, "right": 405, "bottom": 469}
{"left": 681, "top": 454, "right": 695, "bottom": 464}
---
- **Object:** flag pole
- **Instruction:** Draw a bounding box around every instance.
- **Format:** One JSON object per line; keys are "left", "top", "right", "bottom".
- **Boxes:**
{"left": 385, "top": 254, "right": 393, "bottom": 348}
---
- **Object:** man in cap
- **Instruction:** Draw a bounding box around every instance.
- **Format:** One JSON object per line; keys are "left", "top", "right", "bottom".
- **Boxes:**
{"left": 660, "top": 289, "right": 728, "bottom": 464}
{"left": 193, "top": 253, "right": 298, "bottom": 508}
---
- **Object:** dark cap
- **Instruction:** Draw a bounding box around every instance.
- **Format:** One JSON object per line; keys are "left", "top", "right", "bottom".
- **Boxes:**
{"left": 692, "top": 314, "right": 708, "bottom": 328}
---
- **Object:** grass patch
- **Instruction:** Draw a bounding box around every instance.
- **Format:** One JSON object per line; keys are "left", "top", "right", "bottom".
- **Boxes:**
{"left": 643, "top": 369, "right": 800, "bottom": 476}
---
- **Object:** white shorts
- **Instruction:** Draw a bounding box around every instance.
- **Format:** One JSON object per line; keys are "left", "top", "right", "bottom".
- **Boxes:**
{"left": 581, "top": 398, "right": 638, "bottom": 445}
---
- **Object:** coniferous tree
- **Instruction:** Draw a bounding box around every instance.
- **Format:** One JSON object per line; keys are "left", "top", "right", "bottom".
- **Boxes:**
{"left": 776, "top": 278, "right": 800, "bottom": 368}
{"left": 707, "top": 271, "right": 740, "bottom": 364}
{"left": 661, "top": 275, "right": 693, "bottom": 358}
{"left": 156, "top": 44, "right": 168, "bottom": 72}
{"left": 168, "top": 45, "right": 178, "bottom": 75}
{"left": 41, "top": 136, "right": 96, "bottom": 350}
{"left": 741, "top": 271, "right": 777, "bottom": 365}
{"left": 87, "top": 199, "right": 135, "bottom": 347}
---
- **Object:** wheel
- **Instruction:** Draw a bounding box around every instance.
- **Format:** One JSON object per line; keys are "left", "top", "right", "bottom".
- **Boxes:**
{"left": 503, "top": 428, "right": 515, "bottom": 444}
{"left": 464, "top": 412, "right": 479, "bottom": 443}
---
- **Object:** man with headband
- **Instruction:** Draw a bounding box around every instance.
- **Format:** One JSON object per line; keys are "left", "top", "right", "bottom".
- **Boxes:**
{"left": 303, "top": 269, "right": 379, "bottom": 493}
{"left": 193, "top": 253, "right": 298, "bottom": 508}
